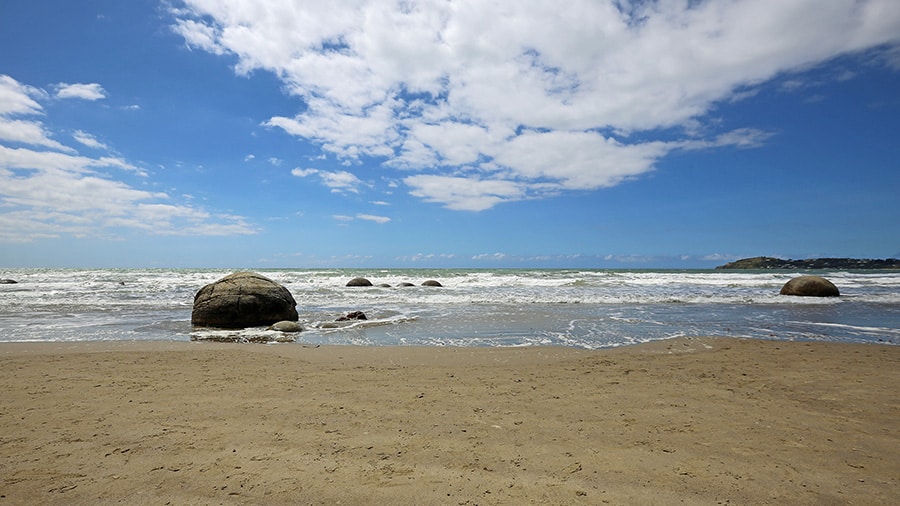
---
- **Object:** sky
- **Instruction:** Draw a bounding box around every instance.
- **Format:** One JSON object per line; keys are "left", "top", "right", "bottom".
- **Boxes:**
{"left": 1, "top": 0, "right": 899, "bottom": 269}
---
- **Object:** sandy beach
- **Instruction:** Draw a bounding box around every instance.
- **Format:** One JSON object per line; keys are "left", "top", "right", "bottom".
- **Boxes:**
{"left": 1, "top": 337, "right": 897, "bottom": 505}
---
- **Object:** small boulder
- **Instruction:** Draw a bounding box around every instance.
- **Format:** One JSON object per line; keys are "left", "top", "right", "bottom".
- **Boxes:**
{"left": 0, "top": 279, "right": 17, "bottom": 284}
{"left": 780, "top": 275, "right": 840, "bottom": 297}
{"left": 337, "top": 311, "right": 368, "bottom": 321}
{"left": 422, "top": 280, "right": 443, "bottom": 287}
{"left": 268, "top": 320, "right": 303, "bottom": 332}
{"left": 398, "top": 282, "right": 415, "bottom": 287}
{"left": 346, "top": 277, "right": 373, "bottom": 287}
{"left": 191, "top": 272, "right": 299, "bottom": 328}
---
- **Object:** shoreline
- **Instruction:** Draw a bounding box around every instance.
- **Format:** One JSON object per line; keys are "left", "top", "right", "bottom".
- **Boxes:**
{"left": 2, "top": 337, "right": 898, "bottom": 504}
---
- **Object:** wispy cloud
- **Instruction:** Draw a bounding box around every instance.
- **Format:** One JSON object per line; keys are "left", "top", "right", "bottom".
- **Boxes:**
{"left": 54, "top": 82, "right": 107, "bottom": 101}
{"left": 0, "top": 75, "right": 46, "bottom": 115}
{"left": 72, "top": 130, "right": 108, "bottom": 150}
{"left": 0, "top": 118, "right": 75, "bottom": 153}
{"left": 0, "top": 75, "right": 256, "bottom": 242}
{"left": 331, "top": 213, "right": 390, "bottom": 224}
{"left": 291, "top": 167, "right": 365, "bottom": 194}
{"left": 173, "top": 0, "right": 900, "bottom": 211}
{"left": 472, "top": 253, "right": 508, "bottom": 262}
{"left": 356, "top": 213, "right": 390, "bottom": 224}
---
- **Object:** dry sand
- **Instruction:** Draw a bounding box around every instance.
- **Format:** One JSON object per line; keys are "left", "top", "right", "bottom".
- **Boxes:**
{"left": 1, "top": 337, "right": 897, "bottom": 505}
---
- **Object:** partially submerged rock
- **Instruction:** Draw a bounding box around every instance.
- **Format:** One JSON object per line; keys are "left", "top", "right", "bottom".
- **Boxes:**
{"left": 0, "top": 279, "right": 17, "bottom": 284}
{"left": 191, "top": 272, "right": 299, "bottom": 329}
{"left": 780, "top": 275, "right": 840, "bottom": 297}
{"left": 268, "top": 320, "right": 303, "bottom": 332}
{"left": 346, "top": 277, "right": 373, "bottom": 287}
{"left": 422, "top": 280, "right": 443, "bottom": 287}
{"left": 337, "top": 311, "right": 367, "bottom": 321}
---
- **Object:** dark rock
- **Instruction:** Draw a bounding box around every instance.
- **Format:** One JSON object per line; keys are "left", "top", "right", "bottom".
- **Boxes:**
{"left": 191, "top": 272, "right": 299, "bottom": 329}
{"left": 346, "top": 277, "right": 373, "bottom": 287}
{"left": 780, "top": 275, "right": 840, "bottom": 297}
{"left": 422, "top": 280, "right": 443, "bottom": 287}
{"left": 398, "top": 282, "right": 415, "bottom": 287}
{"left": 268, "top": 320, "right": 303, "bottom": 332}
{"left": 0, "top": 279, "right": 17, "bottom": 284}
{"left": 378, "top": 283, "right": 391, "bottom": 288}
{"left": 337, "top": 311, "right": 368, "bottom": 321}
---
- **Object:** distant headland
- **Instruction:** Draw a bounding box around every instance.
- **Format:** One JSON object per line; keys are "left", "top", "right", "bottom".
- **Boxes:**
{"left": 716, "top": 256, "right": 900, "bottom": 270}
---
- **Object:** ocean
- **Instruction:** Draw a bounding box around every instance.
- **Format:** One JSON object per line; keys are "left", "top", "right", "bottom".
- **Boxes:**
{"left": 1, "top": 268, "right": 898, "bottom": 348}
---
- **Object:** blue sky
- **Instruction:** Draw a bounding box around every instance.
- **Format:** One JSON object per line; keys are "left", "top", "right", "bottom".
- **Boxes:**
{"left": 1, "top": 0, "right": 899, "bottom": 268}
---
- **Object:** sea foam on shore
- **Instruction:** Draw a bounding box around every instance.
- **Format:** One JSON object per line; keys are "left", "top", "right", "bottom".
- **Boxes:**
{"left": 1, "top": 268, "right": 898, "bottom": 346}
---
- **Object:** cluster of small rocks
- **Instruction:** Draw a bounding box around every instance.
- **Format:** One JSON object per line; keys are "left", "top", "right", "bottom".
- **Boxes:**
{"left": 346, "top": 277, "right": 442, "bottom": 287}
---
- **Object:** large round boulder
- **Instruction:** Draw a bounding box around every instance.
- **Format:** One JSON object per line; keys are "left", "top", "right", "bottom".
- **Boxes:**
{"left": 779, "top": 275, "right": 840, "bottom": 297}
{"left": 422, "top": 280, "right": 443, "bottom": 287}
{"left": 192, "top": 272, "right": 299, "bottom": 328}
{"left": 346, "top": 277, "right": 373, "bottom": 287}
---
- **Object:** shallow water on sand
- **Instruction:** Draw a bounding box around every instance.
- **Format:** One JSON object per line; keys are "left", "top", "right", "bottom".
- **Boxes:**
{"left": 0, "top": 268, "right": 898, "bottom": 348}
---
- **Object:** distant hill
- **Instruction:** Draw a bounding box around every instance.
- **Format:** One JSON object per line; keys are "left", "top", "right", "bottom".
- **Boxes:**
{"left": 716, "top": 256, "right": 900, "bottom": 270}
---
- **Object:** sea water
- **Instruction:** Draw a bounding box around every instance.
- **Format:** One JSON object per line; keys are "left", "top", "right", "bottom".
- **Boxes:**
{"left": 0, "top": 268, "right": 898, "bottom": 348}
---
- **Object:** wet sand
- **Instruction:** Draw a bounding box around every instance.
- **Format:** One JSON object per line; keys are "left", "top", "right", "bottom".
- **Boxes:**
{"left": 1, "top": 337, "right": 898, "bottom": 505}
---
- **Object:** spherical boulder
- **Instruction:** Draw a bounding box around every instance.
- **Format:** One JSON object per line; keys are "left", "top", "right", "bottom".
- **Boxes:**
{"left": 346, "top": 277, "right": 373, "bottom": 287}
{"left": 779, "top": 275, "right": 840, "bottom": 297}
{"left": 422, "top": 280, "right": 443, "bottom": 287}
{"left": 192, "top": 272, "right": 299, "bottom": 328}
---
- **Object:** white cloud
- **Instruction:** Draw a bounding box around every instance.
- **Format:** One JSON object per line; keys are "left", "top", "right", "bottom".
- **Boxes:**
{"left": 268, "top": 157, "right": 282, "bottom": 166}
{"left": 472, "top": 253, "right": 508, "bottom": 261}
{"left": 291, "top": 167, "right": 317, "bottom": 177}
{"left": 72, "top": 130, "right": 108, "bottom": 150}
{"left": 0, "top": 118, "right": 75, "bottom": 152}
{"left": 0, "top": 75, "right": 256, "bottom": 241}
{"left": 356, "top": 213, "right": 390, "bottom": 224}
{"left": 320, "top": 170, "right": 364, "bottom": 193}
{"left": 405, "top": 174, "right": 525, "bottom": 211}
{"left": 0, "top": 75, "right": 46, "bottom": 115}
{"left": 292, "top": 166, "right": 364, "bottom": 193}
{"left": 173, "top": 0, "right": 900, "bottom": 210}
{"left": 54, "top": 82, "right": 107, "bottom": 101}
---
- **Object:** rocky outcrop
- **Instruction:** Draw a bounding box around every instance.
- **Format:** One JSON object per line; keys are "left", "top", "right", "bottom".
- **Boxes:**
{"left": 780, "top": 275, "right": 840, "bottom": 297}
{"left": 191, "top": 272, "right": 299, "bottom": 329}
{"left": 718, "top": 256, "right": 900, "bottom": 270}
{"left": 346, "top": 277, "right": 373, "bottom": 287}
{"left": 422, "top": 280, "right": 443, "bottom": 287}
